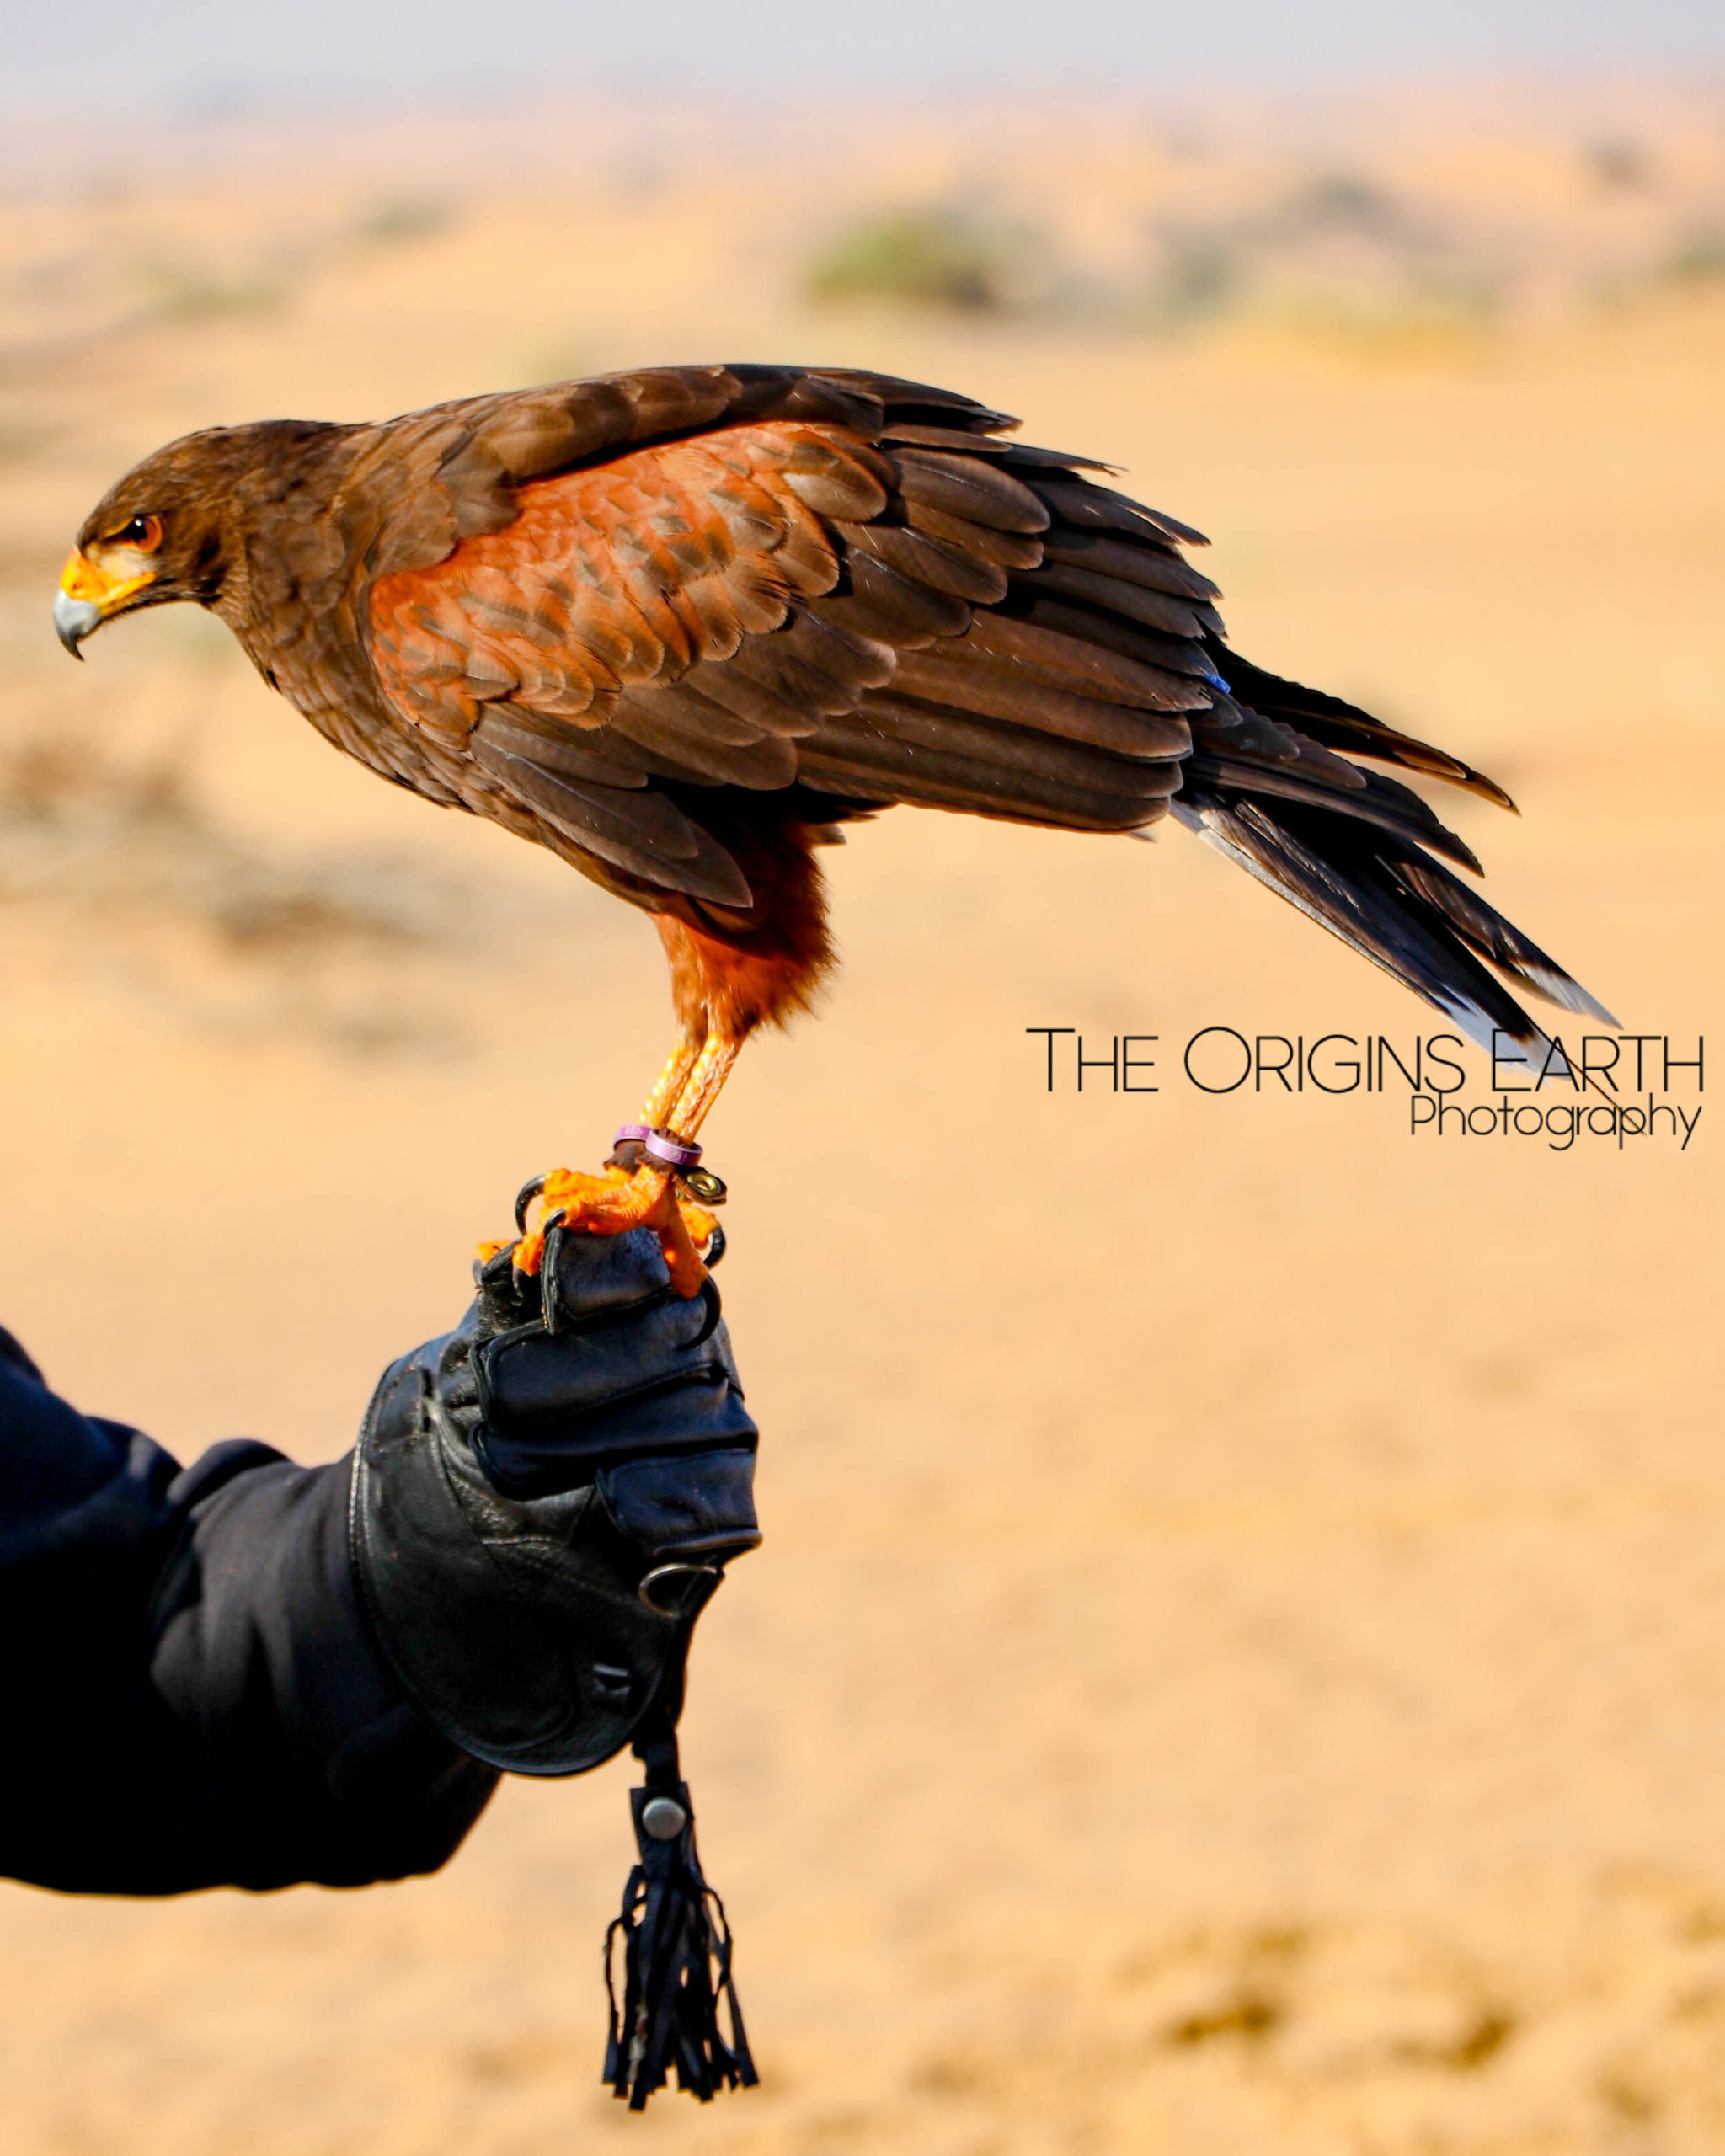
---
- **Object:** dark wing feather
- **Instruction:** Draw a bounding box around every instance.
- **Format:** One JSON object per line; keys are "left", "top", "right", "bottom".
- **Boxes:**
{"left": 901, "top": 500, "right": 1045, "bottom": 569}
{"left": 609, "top": 686, "right": 802, "bottom": 790}
{"left": 1041, "top": 530, "right": 1222, "bottom": 602}
{"left": 467, "top": 719, "right": 753, "bottom": 905}
{"left": 838, "top": 519, "right": 1009, "bottom": 604}
{"left": 889, "top": 448, "right": 1050, "bottom": 533}
{"left": 1032, "top": 560, "right": 1223, "bottom": 640}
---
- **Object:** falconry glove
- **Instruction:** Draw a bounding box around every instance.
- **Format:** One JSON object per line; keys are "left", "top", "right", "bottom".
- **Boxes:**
{"left": 349, "top": 1225, "right": 760, "bottom": 2105}
{"left": 350, "top": 1225, "right": 757, "bottom": 1771}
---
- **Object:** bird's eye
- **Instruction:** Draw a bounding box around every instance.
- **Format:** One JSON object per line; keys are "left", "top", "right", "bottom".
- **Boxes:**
{"left": 113, "top": 514, "right": 163, "bottom": 552}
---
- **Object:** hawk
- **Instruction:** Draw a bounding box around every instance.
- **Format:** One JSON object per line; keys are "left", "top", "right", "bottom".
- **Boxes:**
{"left": 57, "top": 364, "right": 1610, "bottom": 1289}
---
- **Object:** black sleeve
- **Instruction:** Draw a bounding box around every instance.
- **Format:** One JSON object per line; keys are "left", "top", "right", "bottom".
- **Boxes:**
{"left": 0, "top": 1326, "right": 498, "bottom": 1895}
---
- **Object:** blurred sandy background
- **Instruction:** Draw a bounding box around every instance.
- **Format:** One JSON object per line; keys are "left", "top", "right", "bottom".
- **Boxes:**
{"left": 1, "top": 71, "right": 1722, "bottom": 2155}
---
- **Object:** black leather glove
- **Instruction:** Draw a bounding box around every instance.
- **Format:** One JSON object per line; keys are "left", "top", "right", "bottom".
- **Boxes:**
{"left": 348, "top": 1228, "right": 759, "bottom": 1778}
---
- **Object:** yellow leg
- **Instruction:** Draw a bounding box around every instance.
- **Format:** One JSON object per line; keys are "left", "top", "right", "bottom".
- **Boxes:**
{"left": 666, "top": 1034, "right": 741, "bottom": 1141}
{"left": 638, "top": 1034, "right": 704, "bottom": 1130}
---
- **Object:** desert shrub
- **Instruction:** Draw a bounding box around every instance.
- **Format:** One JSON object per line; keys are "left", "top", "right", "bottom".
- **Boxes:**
{"left": 1150, "top": 233, "right": 1246, "bottom": 323}
{"left": 358, "top": 196, "right": 450, "bottom": 244}
{"left": 806, "top": 204, "right": 1043, "bottom": 314}
{"left": 1587, "top": 138, "right": 1652, "bottom": 189}
{"left": 142, "top": 267, "right": 282, "bottom": 321}
{"left": 1669, "top": 225, "right": 1725, "bottom": 280}
{"left": 1279, "top": 172, "right": 1399, "bottom": 236}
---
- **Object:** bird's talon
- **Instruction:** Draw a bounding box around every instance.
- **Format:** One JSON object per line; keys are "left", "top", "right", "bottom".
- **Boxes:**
{"left": 499, "top": 1161, "right": 718, "bottom": 1297}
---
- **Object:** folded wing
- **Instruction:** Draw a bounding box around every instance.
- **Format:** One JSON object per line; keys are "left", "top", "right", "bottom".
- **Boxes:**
{"left": 361, "top": 363, "right": 1608, "bottom": 1046}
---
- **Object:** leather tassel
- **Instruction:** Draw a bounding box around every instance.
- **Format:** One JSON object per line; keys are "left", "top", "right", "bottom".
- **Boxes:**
{"left": 603, "top": 1712, "right": 756, "bottom": 2108}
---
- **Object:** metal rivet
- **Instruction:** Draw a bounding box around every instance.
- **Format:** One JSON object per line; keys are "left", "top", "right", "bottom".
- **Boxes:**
{"left": 638, "top": 1561, "right": 721, "bottom": 1617}
{"left": 641, "top": 1796, "right": 687, "bottom": 1841}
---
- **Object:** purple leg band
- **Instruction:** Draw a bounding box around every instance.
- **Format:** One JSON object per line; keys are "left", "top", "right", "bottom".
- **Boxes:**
{"left": 644, "top": 1129, "right": 703, "bottom": 1171}
{"left": 615, "top": 1123, "right": 704, "bottom": 1171}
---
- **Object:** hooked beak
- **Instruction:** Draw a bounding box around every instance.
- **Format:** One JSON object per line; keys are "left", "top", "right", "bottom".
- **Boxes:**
{"left": 55, "top": 547, "right": 156, "bottom": 659}
{"left": 54, "top": 588, "right": 100, "bottom": 658}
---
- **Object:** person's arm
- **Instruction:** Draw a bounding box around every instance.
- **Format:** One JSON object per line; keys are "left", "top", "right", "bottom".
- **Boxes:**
{"left": 0, "top": 1328, "right": 496, "bottom": 1895}
{"left": 0, "top": 1228, "right": 757, "bottom": 1897}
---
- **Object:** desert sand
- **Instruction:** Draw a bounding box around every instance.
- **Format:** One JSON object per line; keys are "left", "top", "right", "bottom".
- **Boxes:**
{"left": 0, "top": 89, "right": 1722, "bottom": 2153}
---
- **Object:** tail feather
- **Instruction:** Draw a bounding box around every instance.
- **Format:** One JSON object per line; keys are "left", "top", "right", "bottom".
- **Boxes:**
{"left": 1172, "top": 795, "right": 1544, "bottom": 1052}
{"left": 1186, "top": 750, "right": 1484, "bottom": 875}
{"left": 1172, "top": 627, "right": 1613, "bottom": 1050}
{"left": 1387, "top": 849, "right": 1618, "bottom": 1027}
{"left": 1210, "top": 648, "right": 1519, "bottom": 813}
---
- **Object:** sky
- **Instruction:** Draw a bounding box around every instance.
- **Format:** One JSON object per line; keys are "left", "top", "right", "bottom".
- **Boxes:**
{"left": 7, "top": 0, "right": 1725, "bottom": 111}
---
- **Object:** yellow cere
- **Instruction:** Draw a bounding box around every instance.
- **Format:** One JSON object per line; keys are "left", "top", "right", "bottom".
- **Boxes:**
{"left": 59, "top": 546, "right": 157, "bottom": 615}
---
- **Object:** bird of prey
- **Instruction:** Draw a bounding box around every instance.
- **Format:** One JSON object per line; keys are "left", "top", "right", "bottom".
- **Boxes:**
{"left": 57, "top": 364, "right": 1610, "bottom": 1289}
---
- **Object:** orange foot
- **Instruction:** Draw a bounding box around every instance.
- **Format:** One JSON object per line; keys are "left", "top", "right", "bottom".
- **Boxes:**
{"left": 500, "top": 1164, "right": 718, "bottom": 1299}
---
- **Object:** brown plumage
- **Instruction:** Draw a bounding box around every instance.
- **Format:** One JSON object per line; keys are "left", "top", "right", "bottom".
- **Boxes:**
{"left": 57, "top": 363, "right": 1612, "bottom": 1287}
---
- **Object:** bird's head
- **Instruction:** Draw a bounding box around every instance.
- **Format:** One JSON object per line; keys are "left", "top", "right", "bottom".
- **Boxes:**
{"left": 55, "top": 430, "right": 250, "bottom": 657}
{"left": 55, "top": 420, "right": 349, "bottom": 658}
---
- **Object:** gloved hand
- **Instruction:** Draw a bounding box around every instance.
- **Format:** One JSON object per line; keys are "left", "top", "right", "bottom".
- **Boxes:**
{"left": 349, "top": 1227, "right": 759, "bottom": 1777}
